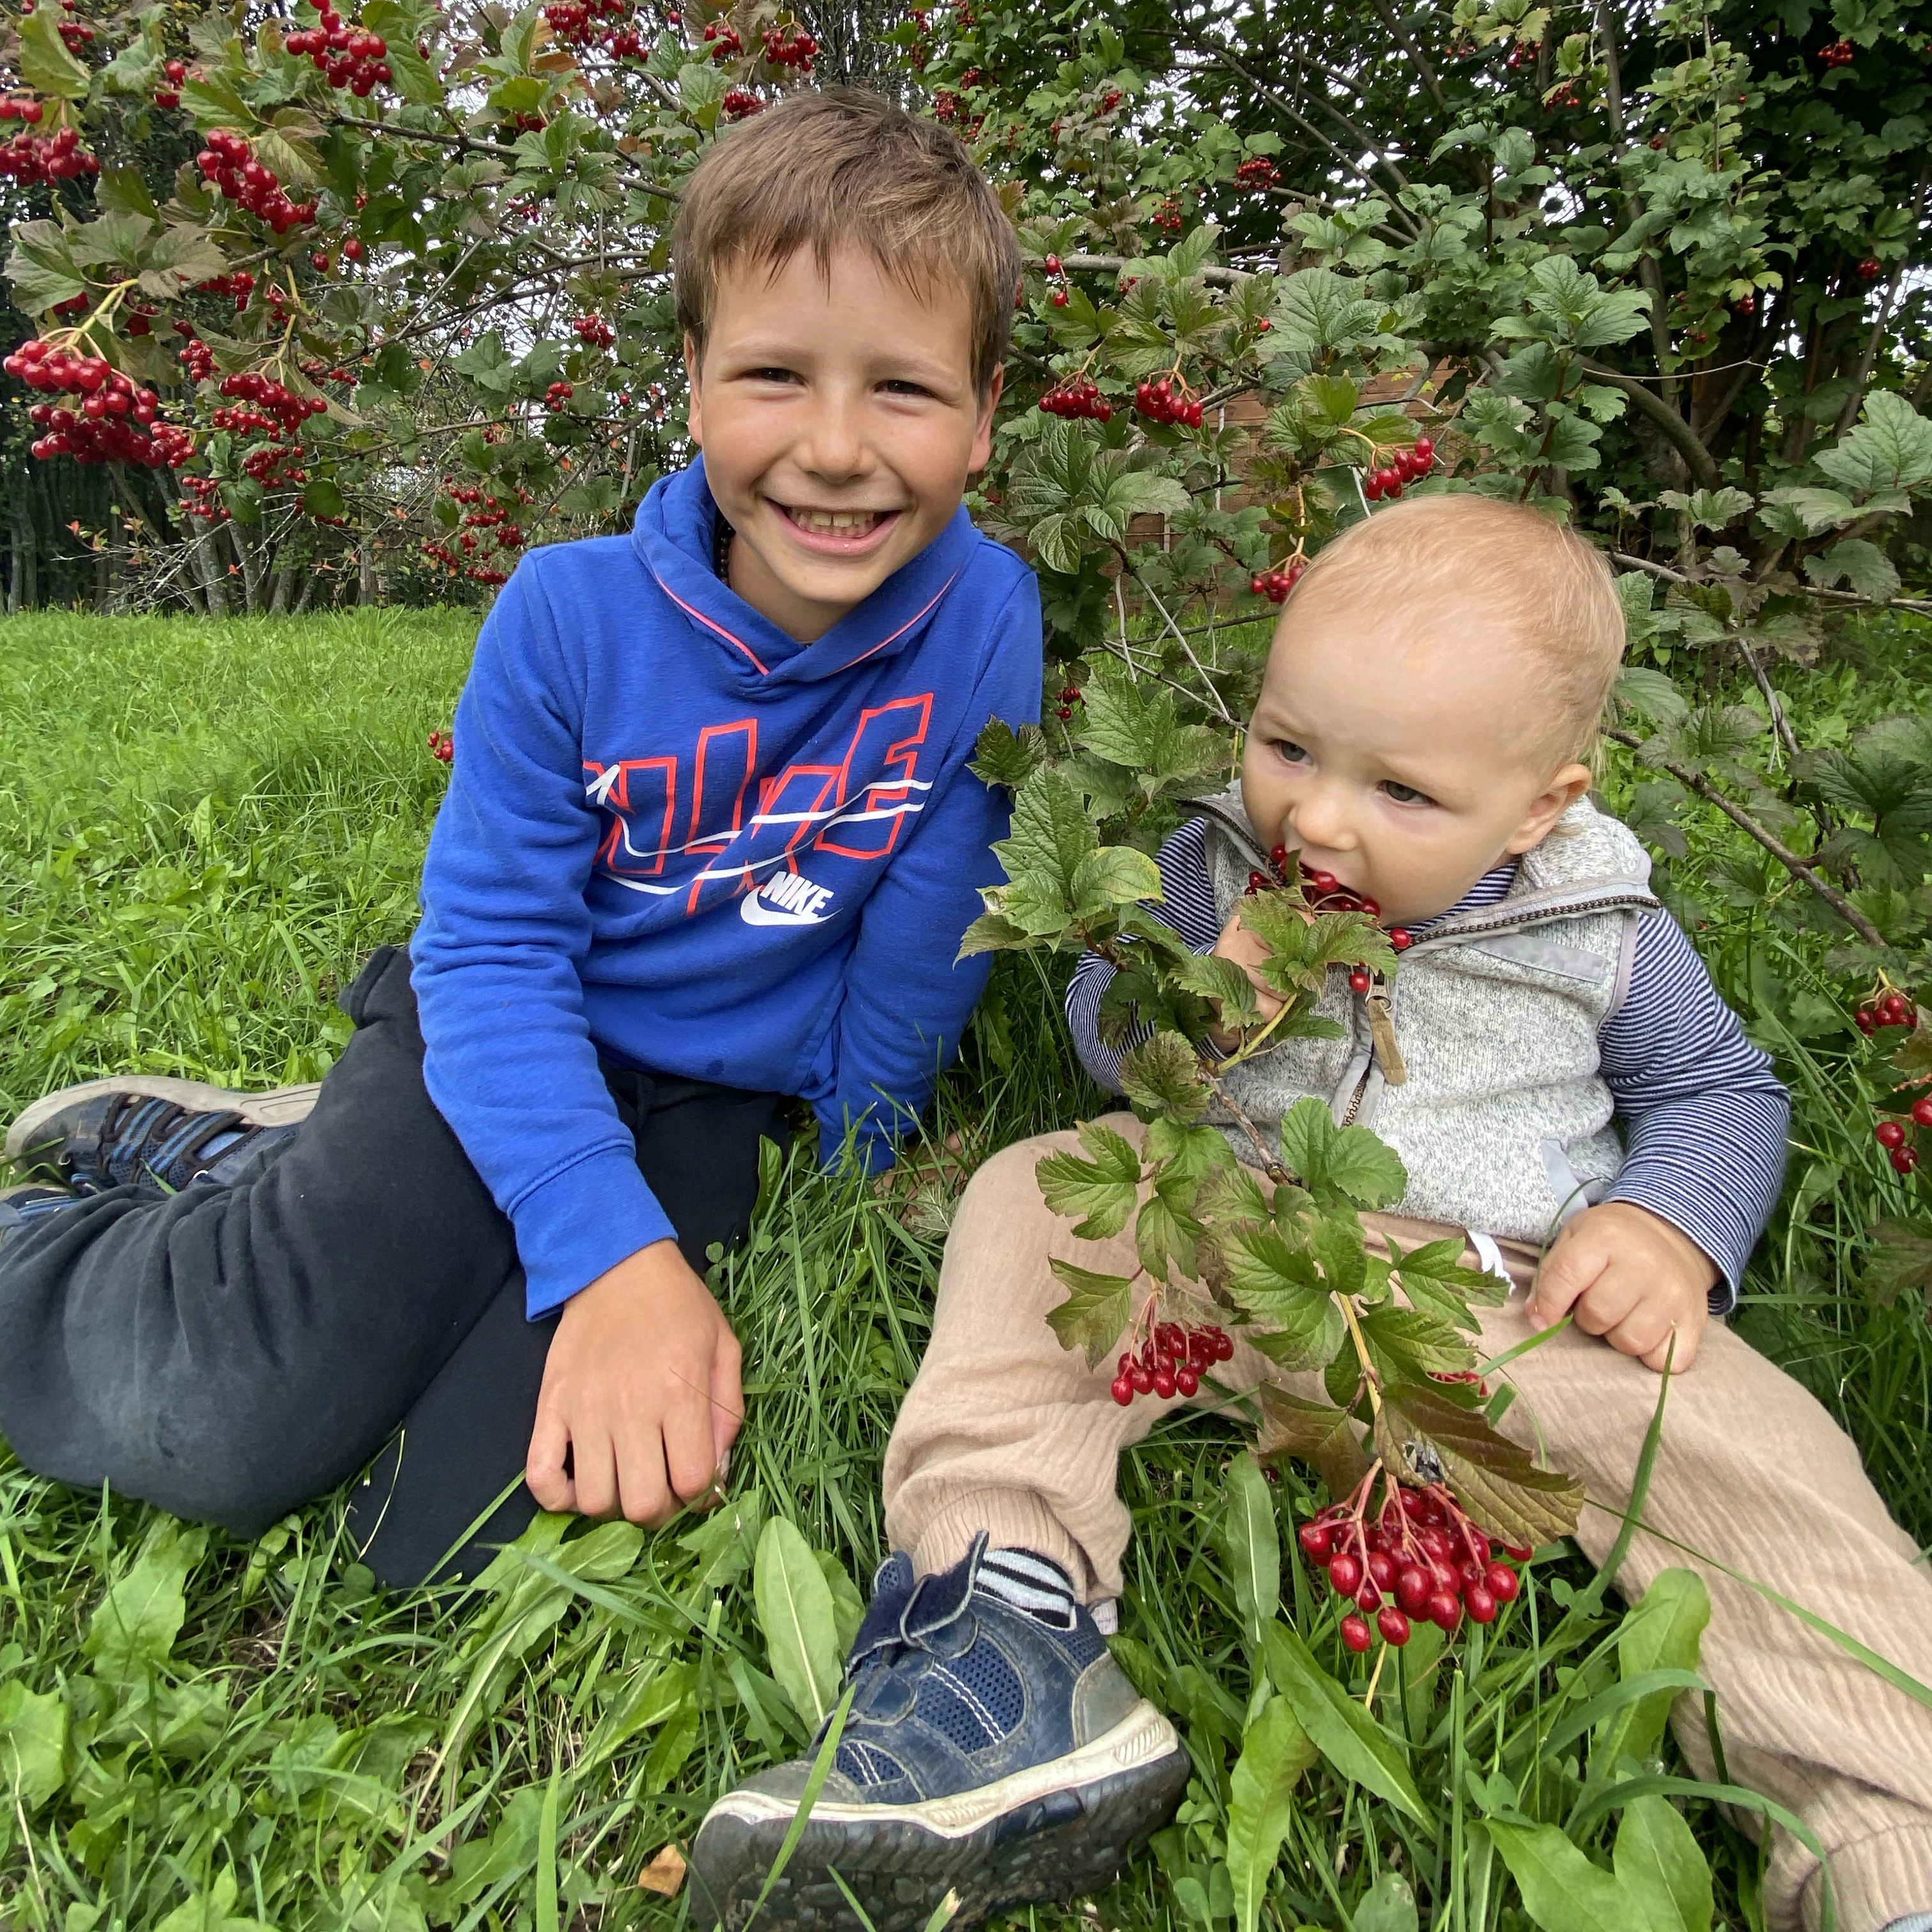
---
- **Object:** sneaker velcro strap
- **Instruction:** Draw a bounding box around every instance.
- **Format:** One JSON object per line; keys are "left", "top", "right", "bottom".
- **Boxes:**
{"left": 847, "top": 1552, "right": 917, "bottom": 1673}
{"left": 899, "top": 1531, "right": 988, "bottom": 1647}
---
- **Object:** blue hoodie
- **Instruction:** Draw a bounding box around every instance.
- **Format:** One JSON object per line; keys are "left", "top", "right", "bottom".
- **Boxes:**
{"left": 411, "top": 459, "right": 1042, "bottom": 1317}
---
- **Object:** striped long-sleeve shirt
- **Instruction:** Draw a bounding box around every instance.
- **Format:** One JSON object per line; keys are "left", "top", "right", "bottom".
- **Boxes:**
{"left": 1066, "top": 817, "right": 1789, "bottom": 1314}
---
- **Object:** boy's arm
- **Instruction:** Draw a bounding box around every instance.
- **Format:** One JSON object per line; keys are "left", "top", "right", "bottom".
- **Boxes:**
{"left": 410, "top": 564, "right": 678, "bottom": 1317}
{"left": 810, "top": 578, "right": 1043, "bottom": 1167}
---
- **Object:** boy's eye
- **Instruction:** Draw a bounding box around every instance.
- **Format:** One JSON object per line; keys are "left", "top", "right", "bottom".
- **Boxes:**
{"left": 745, "top": 367, "right": 799, "bottom": 384}
{"left": 1273, "top": 739, "right": 1310, "bottom": 765}
{"left": 1381, "top": 779, "right": 1435, "bottom": 806}
{"left": 880, "top": 379, "right": 935, "bottom": 398}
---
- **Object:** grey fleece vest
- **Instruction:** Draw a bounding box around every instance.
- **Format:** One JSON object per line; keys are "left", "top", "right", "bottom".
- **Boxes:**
{"left": 1195, "top": 788, "right": 1659, "bottom": 1245}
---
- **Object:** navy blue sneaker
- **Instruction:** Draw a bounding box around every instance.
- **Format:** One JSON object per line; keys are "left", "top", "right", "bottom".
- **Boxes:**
{"left": 6, "top": 1076, "right": 316, "bottom": 1195}
{"left": 689, "top": 1535, "right": 1188, "bottom": 1932}
{"left": 0, "top": 1183, "right": 80, "bottom": 1248}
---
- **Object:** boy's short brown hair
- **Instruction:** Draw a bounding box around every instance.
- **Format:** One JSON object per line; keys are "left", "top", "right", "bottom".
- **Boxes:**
{"left": 1290, "top": 494, "right": 1627, "bottom": 767}
{"left": 671, "top": 88, "right": 1021, "bottom": 395}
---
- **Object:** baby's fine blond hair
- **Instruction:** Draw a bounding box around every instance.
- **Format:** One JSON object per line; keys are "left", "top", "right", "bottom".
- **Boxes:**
{"left": 1287, "top": 494, "right": 1627, "bottom": 767}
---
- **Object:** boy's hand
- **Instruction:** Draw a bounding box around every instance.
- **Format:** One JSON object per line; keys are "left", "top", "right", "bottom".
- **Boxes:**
{"left": 526, "top": 1239, "right": 742, "bottom": 1526}
{"left": 1526, "top": 1202, "right": 1717, "bottom": 1373}
{"left": 1206, "top": 912, "right": 1285, "bottom": 1052}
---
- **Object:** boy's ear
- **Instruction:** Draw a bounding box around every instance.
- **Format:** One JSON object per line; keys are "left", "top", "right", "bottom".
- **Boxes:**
{"left": 682, "top": 332, "right": 703, "bottom": 447}
{"left": 1503, "top": 763, "right": 1593, "bottom": 857}
{"left": 969, "top": 363, "right": 1004, "bottom": 474}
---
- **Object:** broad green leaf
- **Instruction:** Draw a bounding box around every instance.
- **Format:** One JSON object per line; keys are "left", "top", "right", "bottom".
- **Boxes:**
{"left": 1486, "top": 1820, "right": 1653, "bottom": 1932}
{"left": 753, "top": 1517, "right": 841, "bottom": 1727}
{"left": 1221, "top": 1226, "right": 1343, "bottom": 1370}
{"left": 1046, "top": 1258, "right": 1137, "bottom": 1365}
{"left": 1278, "top": 1098, "right": 1408, "bottom": 1209}
{"left": 1811, "top": 537, "right": 1901, "bottom": 602}
{"left": 1253, "top": 1383, "right": 1373, "bottom": 1499}
{"left": 19, "top": 1, "right": 91, "bottom": 96}
{"left": 1354, "top": 1870, "right": 1420, "bottom": 1932}
{"left": 1036, "top": 1120, "right": 1142, "bottom": 1238}
{"left": 0, "top": 1682, "right": 68, "bottom": 1811}
{"left": 1864, "top": 1219, "right": 1932, "bottom": 1303}
{"left": 814, "top": 1551, "right": 866, "bottom": 1655}
{"left": 1360, "top": 1304, "right": 1477, "bottom": 1381}
{"left": 1071, "top": 843, "right": 1163, "bottom": 915}
{"left": 153, "top": 1869, "right": 275, "bottom": 1932}
{"left": 84, "top": 1521, "right": 208, "bottom": 1687}
{"left": 999, "top": 765, "right": 1098, "bottom": 903}
{"left": 1815, "top": 389, "right": 1932, "bottom": 496}
{"left": 1616, "top": 1794, "right": 1715, "bottom": 1932}
{"left": 1758, "top": 486, "right": 1858, "bottom": 537}
{"left": 1119, "top": 1032, "right": 1213, "bottom": 1124}
{"left": 1595, "top": 1568, "right": 1710, "bottom": 1772}
{"left": 579, "top": 1660, "right": 694, "bottom": 1772}
{"left": 1613, "top": 664, "right": 1689, "bottom": 728}
{"left": 1224, "top": 1696, "right": 1316, "bottom": 1932}
{"left": 1262, "top": 1621, "right": 1429, "bottom": 1825}
{"left": 1374, "top": 1381, "right": 1584, "bottom": 1548}
{"left": 969, "top": 717, "right": 1048, "bottom": 793}
{"left": 1218, "top": 1451, "right": 1280, "bottom": 1651}
{"left": 1136, "top": 1183, "right": 1200, "bottom": 1282}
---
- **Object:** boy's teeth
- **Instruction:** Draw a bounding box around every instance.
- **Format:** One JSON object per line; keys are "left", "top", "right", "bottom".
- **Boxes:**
{"left": 792, "top": 507, "right": 882, "bottom": 534}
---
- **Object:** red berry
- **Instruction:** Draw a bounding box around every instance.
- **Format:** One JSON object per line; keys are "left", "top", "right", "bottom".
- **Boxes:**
{"left": 1483, "top": 1563, "right": 1519, "bottom": 1602}
{"left": 1328, "top": 1552, "right": 1362, "bottom": 1597}
{"left": 1395, "top": 1566, "right": 1430, "bottom": 1614}
{"left": 1110, "top": 1376, "right": 1134, "bottom": 1406}
{"left": 1857, "top": 1009, "right": 1877, "bottom": 1034}
{"left": 1175, "top": 1364, "right": 1200, "bottom": 1397}
{"left": 1464, "top": 1583, "right": 1498, "bottom": 1623}
{"left": 1354, "top": 1578, "right": 1383, "bottom": 1614}
{"left": 1349, "top": 969, "right": 1371, "bottom": 994}
{"left": 1878, "top": 1120, "right": 1906, "bottom": 1149}
{"left": 1367, "top": 1551, "right": 1396, "bottom": 1590}
{"left": 1299, "top": 1521, "right": 1334, "bottom": 1561}
{"left": 1043, "top": 253, "right": 1061, "bottom": 273}
{"left": 1129, "top": 1363, "right": 1153, "bottom": 1394}
{"left": 1151, "top": 1367, "right": 1176, "bottom": 1399}
{"left": 1912, "top": 1098, "right": 1932, "bottom": 1129}
{"left": 1340, "top": 1614, "right": 1372, "bottom": 1653}
{"left": 1377, "top": 1606, "right": 1411, "bottom": 1646}
{"left": 1389, "top": 927, "right": 1413, "bottom": 951}
{"left": 1051, "top": 290, "right": 1068, "bottom": 307}
{"left": 1427, "top": 1590, "right": 1462, "bottom": 1631}
{"left": 1893, "top": 1147, "right": 1919, "bottom": 1175}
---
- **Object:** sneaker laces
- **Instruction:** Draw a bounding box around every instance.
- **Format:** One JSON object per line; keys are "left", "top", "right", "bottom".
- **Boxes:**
{"left": 82, "top": 1094, "right": 250, "bottom": 1193}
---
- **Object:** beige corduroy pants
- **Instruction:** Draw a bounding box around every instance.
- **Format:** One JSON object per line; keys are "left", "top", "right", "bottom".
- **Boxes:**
{"left": 880, "top": 1116, "right": 1932, "bottom": 1932}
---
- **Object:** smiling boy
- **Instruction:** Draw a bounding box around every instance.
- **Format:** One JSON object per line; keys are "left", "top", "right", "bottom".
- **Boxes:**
{"left": 0, "top": 90, "right": 1039, "bottom": 1589}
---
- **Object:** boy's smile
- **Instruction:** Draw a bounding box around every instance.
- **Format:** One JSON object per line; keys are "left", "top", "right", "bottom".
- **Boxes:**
{"left": 684, "top": 244, "right": 1002, "bottom": 643}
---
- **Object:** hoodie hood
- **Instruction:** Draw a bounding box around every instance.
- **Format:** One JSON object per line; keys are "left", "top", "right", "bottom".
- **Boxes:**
{"left": 629, "top": 456, "right": 983, "bottom": 689}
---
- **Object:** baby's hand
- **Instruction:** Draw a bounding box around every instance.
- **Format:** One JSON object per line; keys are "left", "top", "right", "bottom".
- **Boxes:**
{"left": 1207, "top": 911, "right": 1285, "bottom": 1051}
{"left": 1526, "top": 1201, "right": 1717, "bottom": 1372}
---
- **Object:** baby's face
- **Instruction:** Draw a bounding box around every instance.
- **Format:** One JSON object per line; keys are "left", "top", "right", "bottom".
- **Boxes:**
{"left": 1239, "top": 582, "right": 1590, "bottom": 928}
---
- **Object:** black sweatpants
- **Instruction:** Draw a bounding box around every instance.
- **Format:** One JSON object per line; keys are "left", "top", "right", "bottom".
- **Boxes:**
{"left": 0, "top": 947, "right": 790, "bottom": 1588}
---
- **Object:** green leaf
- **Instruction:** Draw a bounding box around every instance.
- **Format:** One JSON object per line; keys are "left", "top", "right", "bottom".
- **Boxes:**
{"left": 1035, "top": 1120, "right": 1142, "bottom": 1238}
{"left": 753, "top": 1517, "right": 842, "bottom": 1728}
{"left": 1045, "top": 1259, "right": 1137, "bottom": 1366}
{"left": 1354, "top": 1871, "right": 1420, "bottom": 1932}
{"left": 1224, "top": 1696, "right": 1317, "bottom": 1932}
{"left": 1360, "top": 1305, "right": 1477, "bottom": 1381}
{"left": 1486, "top": 1800, "right": 1712, "bottom": 1932}
{"left": 1119, "top": 1032, "right": 1213, "bottom": 1124}
{"left": 1864, "top": 1218, "right": 1932, "bottom": 1303}
{"left": 969, "top": 716, "right": 1048, "bottom": 793}
{"left": 1261, "top": 1621, "right": 1429, "bottom": 1825}
{"left": 1136, "top": 1181, "right": 1200, "bottom": 1282}
{"left": 1812, "top": 537, "right": 1901, "bottom": 602}
{"left": 1277, "top": 1098, "right": 1408, "bottom": 1210}
{"left": 1218, "top": 1451, "right": 1280, "bottom": 1652}
{"left": 84, "top": 1521, "right": 207, "bottom": 1688}
{"left": 1071, "top": 843, "right": 1163, "bottom": 915}
{"left": 19, "top": 1, "right": 92, "bottom": 96}
{"left": 0, "top": 1682, "right": 68, "bottom": 1812}
{"left": 1615, "top": 1794, "right": 1715, "bottom": 1932}
{"left": 1595, "top": 1568, "right": 1710, "bottom": 1772}
{"left": 1253, "top": 1383, "right": 1372, "bottom": 1499}
{"left": 814, "top": 1551, "right": 866, "bottom": 1655}
{"left": 1222, "top": 1225, "right": 1344, "bottom": 1372}
{"left": 1816, "top": 390, "right": 1932, "bottom": 497}
{"left": 999, "top": 765, "right": 1098, "bottom": 903}
{"left": 1374, "top": 1381, "right": 1583, "bottom": 1549}
{"left": 153, "top": 1869, "right": 275, "bottom": 1932}
{"left": 1758, "top": 486, "right": 1859, "bottom": 537}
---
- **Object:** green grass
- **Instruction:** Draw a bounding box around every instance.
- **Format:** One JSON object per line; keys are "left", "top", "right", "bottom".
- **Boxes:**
{"left": 0, "top": 608, "right": 1927, "bottom": 1931}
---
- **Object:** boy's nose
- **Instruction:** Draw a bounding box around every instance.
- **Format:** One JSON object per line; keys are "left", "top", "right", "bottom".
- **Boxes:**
{"left": 797, "top": 393, "right": 868, "bottom": 479}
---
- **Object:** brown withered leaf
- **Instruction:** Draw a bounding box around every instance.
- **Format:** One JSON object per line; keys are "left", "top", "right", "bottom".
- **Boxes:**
{"left": 638, "top": 1843, "right": 687, "bottom": 1896}
{"left": 1373, "top": 1381, "right": 1583, "bottom": 1549}
{"left": 1254, "top": 1384, "right": 1372, "bottom": 1501}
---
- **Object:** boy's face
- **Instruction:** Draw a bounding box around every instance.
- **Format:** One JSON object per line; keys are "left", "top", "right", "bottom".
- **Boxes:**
{"left": 1239, "top": 583, "right": 1591, "bottom": 928}
{"left": 684, "top": 244, "right": 1001, "bottom": 643}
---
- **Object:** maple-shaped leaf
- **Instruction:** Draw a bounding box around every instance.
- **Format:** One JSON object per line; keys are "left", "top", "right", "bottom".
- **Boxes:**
{"left": 1137, "top": 1179, "right": 1203, "bottom": 1283}
{"left": 1237, "top": 896, "right": 1396, "bottom": 998}
{"left": 1036, "top": 1121, "right": 1143, "bottom": 1239}
{"left": 1381, "top": 1236, "right": 1511, "bottom": 1330}
{"left": 1121, "top": 1032, "right": 1214, "bottom": 1124}
{"left": 969, "top": 716, "right": 1049, "bottom": 794}
{"left": 1278, "top": 1098, "right": 1407, "bottom": 1211}
{"left": 1095, "top": 959, "right": 1214, "bottom": 1046}
{"left": 1374, "top": 1380, "right": 1583, "bottom": 1549}
{"left": 1359, "top": 1305, "right": 1478, "bottom": 1382}
{"left": 1863, "top": 1218, "right": 1932, "bottom": 1306}
{"left": 1221, "top": 1226, "right": 1344, "bottom": 1370}
{"left": 1254, "top": 1384, "right": 1373, "bottom": 1501}
{"left": 1171, "top": 950, "right": 1264, "bottom": 1029}
{"left": 1145, "top": 1115, "right": 1237, "bottom": 1184}
{"left": 1308, "top": 1211, "right": 1367, "bottom": 1299}
{"left": 1046, "top": 1259, "right": 1137, "bottom": 1366}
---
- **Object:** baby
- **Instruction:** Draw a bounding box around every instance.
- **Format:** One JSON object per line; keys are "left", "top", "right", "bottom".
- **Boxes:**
{"left": 693, "top": 503, "right": 1932, "bottom": 1932}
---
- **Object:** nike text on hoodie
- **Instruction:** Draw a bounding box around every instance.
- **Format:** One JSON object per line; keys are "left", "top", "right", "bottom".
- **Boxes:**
{"left": 410, "top": 457, "right": 1043, "bottom": 1317}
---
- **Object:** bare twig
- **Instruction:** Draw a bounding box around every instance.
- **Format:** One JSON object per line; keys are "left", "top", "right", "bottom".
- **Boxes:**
{"left": 1121, "top": 562, "right": 1241, "bottom": 727}
{"left": 1579, "top": 360, "right": 1719, "bottom": 489}
{"left": 1367, "top": 0, "right": 1446, "bottom": 111}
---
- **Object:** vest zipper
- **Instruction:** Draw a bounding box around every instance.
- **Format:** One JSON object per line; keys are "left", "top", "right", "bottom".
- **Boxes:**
{"left": 1365, "top": 969, "right": 1406, "bottom": 1086}
{"left": 1340, "top": 1063, "right": 1371, "bottom": 1128}
{"left": 1400, "top": 889, "right": 1659, "bottom": 951}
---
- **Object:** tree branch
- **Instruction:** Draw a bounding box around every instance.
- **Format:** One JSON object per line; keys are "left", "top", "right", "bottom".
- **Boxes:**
{"left": 1579, "top": 360, "right": 1721, "bottom": 489}
{"left": 1367, "top": 0, "right": 1446, "bottom": 112}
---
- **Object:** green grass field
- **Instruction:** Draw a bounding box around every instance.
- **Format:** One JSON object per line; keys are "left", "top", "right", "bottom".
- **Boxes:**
{"left": 1, "top": 607, "right": 1929, "bottom": 1932}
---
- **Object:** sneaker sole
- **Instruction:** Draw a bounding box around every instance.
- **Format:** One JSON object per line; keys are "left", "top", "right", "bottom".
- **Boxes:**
{"left": 686, "top": 1701, "right": 1188, "bottom": 1932}
{"left": 5, "top": 1076, "right": 323, "bottom": 1169}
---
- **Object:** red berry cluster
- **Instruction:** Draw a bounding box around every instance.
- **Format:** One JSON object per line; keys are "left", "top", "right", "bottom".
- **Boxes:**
{"left": 1053, "top": 681, "right": 1080, "bottom": 721}
{"left": 1039, "top": 374, "right": 1111, "bottom": 420}
{"left": 1135, "top": 374, "right": 1204, "bottom": 427}
{"left": 195, "top": 130, "right": 317, "bottom": 233}
{"left": 1250, "top": 558, "right": 1305, "bottom": 603}
{"left": 194, "top": 270, "right": 257, "bottom": 313}
{"left": 1152, "top": 195, "right": 1183, "bottom": 234}
{"left": 1874, "top": 1097, "right": 1932, "bottom": 1176}
{"left": 153, "top": 57, "right": 187, "bottom": 109}
{"left": 1362, "top": 437, "right": 1435, "bottom": 501}
{"left": 760, "top": 20, "right": 816, "bottom": 66}
{"left": 1109, "top": 1320, "right": 1234, "bottom": 1406}
{"left": 1301, "top": 1485, "right": 1526, "bottom": 1652}
{"left": 572, "top": 312, "right": 615, "bottom": 349}
{"left": 286, "top": 7, "right": 391, "bottom": 93}
{"left": 176, "top": 332, "right": 216, "bottom": 385}
{"left": 1818, "top": 38, "right": 1855, "bottom": 66}
{"left": 721, "top": 85, "right": 763, "bottom": 118}
{"left": 1504, "top": 38, "right": 1540, "bottom": 70}
{"left": 1234, "top": 156, "right": 1279, "bottom": 191}
{"left": 217, "top": 369, "right": 325, "bottom": 437}
{"left": 702, "top": 20, "right": 741, "bottom": 56}
{"left": 1733, "top": 293, "right": 1757, "bottom": 316}
{"left": 544, "top": 379, "right": 574, "bottom": 413}
{"left": 1855, "top": 990, "right": 1917, "bottom": 1036}
{"left": 180, "top": 474, "right": 229, "bottom": 522}
{"left": 1100, "top": 87, "right": 1123, "bottom": 112}
{"left": 22, "top": 1, "right": 95, "bottom": 52}
{"left": 427, "top": 727, "right": 454, "bottom": 762}
{"left": 542, "top": 0, "right": 643, "bottom": 55}
{"left": 0, "top": 96, "right": 45, "bottom": 123}
{"left": 1856, "top": 257, "right": 1883, "bottom": 281}
{"left": 8, "top": 344, "right": 192, "bottom": 466}
{"left": 1, "top": 118, "right": 100, "bottom": 183}
{"left": 1242, "top": 843, "right": 1413, "bottom": 950}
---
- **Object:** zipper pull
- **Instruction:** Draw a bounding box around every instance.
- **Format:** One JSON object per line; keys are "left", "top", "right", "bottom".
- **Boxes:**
{"left": 1365, "top": 971, "right": 1407, "bottom": 1085}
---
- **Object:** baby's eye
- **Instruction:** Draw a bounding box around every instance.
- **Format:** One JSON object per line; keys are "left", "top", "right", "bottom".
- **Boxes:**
{"left": 1273, "top": 739, "right": 1310, "bottom": 765}
{"left": 1381, "top": 779, "right": 1435, "bottom": 806}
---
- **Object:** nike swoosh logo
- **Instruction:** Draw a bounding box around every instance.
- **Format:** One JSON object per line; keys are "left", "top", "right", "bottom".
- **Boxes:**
{"left": 740, "top": 894, "right": 831, "bottom": 927}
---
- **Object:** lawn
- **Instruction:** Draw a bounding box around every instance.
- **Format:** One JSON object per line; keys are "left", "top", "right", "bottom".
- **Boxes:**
{"left": 0, "top": 606, "right": 1928, "bottom": 1932}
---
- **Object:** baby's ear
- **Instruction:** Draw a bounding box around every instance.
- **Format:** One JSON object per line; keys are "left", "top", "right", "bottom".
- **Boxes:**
{"left": 1504, "top": 762, "right": 1593, "bottom": 855}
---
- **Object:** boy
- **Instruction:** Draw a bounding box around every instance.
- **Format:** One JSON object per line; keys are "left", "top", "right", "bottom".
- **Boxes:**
{"left": 691, "top": 501, "right": 1932, "bottom": 1932}
{"left": 0, "top": 89, "right": 1040, "bottom": 1590}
